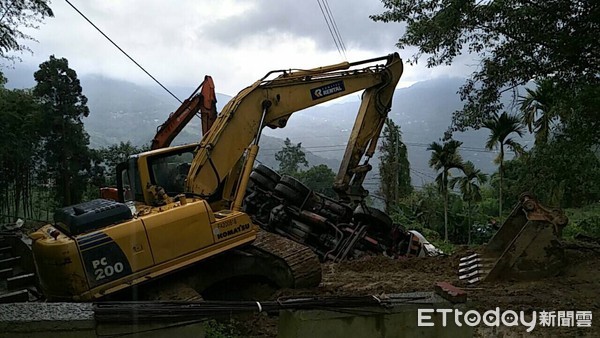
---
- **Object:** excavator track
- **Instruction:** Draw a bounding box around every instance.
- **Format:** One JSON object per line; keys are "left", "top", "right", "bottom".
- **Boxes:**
{"left": 180, "top": 230, "right": 322, "bottom": 298}
{"left": 0, "top": 228, "right": 322, "bottom": 302}
{"left": 132, "top": 229, "right": 322, "bottom": 300}
{"left": 250, "top": 230, "right": 322, "bottom": 289}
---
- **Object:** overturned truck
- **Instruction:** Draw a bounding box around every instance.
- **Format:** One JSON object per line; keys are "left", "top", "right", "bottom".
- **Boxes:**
{"left": 244, "top": 164, "right": 442, "bottom": 262}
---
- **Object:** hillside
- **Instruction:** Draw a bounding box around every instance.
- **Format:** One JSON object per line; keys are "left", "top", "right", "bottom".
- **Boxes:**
{"left": 264, "top": 77, "right": 533, "bottom": 187}
{"left": 3, "top": 69, "right": 532, "bottom": 188}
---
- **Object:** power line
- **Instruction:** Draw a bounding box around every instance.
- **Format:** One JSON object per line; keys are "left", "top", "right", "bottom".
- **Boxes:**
{"left": 260, "top": 142, "right": 499, "bottom": 154}
{"left": 403, "top": 142, "right": 499, "bottom": 153}
{"left": 316, "top": 0, "right": 346, "bottom": 59}
{"left": 0, "top": 1, "right": 15, "bottom": 23}
{"left": 322, "top": 0, "right": 347, "bottom": 58}
{"left": 260, "top": 139, "right": 499, "bottom": 153}
{"left": 64, "top": 0, "right": 182, "bottom": 103}
{"left": 410, "top": 168, "right": 437, "bottom": 180}
{"left": 260, "top": 144, "right": 347, "bottom": 151}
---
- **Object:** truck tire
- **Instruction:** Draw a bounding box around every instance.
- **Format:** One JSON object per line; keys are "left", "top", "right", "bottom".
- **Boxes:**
{"left": 274, "top": 183, "right": 304, "bottom": 205}
{"left": 353, "top": 205, "right": 393, "bottom": 234}
{"left": 250, "top": 171, "right": 277, "bottom": 190}
{"left": 254, "top": 165, "right": 281, "bottom": 183}
{"left": 279, "top": 176, "right": 311, "bottom": 198}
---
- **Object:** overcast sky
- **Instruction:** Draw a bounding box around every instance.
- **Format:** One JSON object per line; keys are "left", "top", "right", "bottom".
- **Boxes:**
{"left": 7, "top": 0, "right": 473, "bottom": 96}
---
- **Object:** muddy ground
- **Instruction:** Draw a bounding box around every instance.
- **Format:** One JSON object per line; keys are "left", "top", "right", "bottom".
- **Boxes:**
{"left": 238, "top": 242, "right": 600, "bottom": 337}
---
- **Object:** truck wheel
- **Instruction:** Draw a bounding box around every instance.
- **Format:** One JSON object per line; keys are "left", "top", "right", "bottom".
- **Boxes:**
{"left": 250, "top": 171, "right": 277, "bottom": 190}
{"left": 279, "top": 176, "right": 311, "bottom": 197}
{"left": 254, "top": 165, "right": 281, "bottom": 183}
{"left": 353, "top": 205, "right": 393, "bottom": 234}
{"left": 274, "top": 183, "right": 304, "bottom": 205}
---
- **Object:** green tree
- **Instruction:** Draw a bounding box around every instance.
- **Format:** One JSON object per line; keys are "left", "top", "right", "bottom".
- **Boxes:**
{"left": 378, "top": 118, "right": 413, "bottom": 212}
{"left": 274, "top": 138, "right": 308, "bottom": 176}
{"left": 502, "top": 139, "right": 600, "bottom": 208}
{"left": 297, "top": 164, "right": 336, "bottom": 198}
{"left": 0, "top": 0, "right": 53, "bottom": 62}
{"left": 84, "top": 142, "right": 150, "bottom": 200}
{"left": 519, "top": 80, "right": 563, "bottom": 145}
{"left": 450, "top": 161, "right": 488, "bottom": 244}
{"left": 96, "top": 141, "right": 149, "bottom": 185}
{"left": 371, "top": 0, "right": 600, "bottom": 130}
{"left": 0, "top": 86, "right": 42, "bottom": 221}
{"left": 428, "top": 139, "right": 463, "bottom": 242}
{"left": 557, "top": 84, "right": 600, "bottom": 147}
{"left": 482, "top": 112, "right": 524, "bottom": 218}
{"left": 33, "top": 55, "right": 91, "bottom": 206}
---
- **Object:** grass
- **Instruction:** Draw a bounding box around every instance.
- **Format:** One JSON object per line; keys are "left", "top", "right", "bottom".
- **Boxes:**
{"left": 562, "top": 203, "right": 600, "bottom": 239}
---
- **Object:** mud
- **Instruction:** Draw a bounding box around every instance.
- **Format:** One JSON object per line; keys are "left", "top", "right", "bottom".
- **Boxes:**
{"left": 241, "top": 242, "right": 600, "bottom": 337}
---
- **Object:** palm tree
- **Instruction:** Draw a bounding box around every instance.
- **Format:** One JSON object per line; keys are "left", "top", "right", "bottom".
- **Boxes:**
{"left": 482, "top": 112, "right": 524, "bottom": 219}
{"left": 519, "top": 80, "right": 562, "bottom": 145}
{"left": 428, "top": 139, "right": 464, "bottom": 242}
{"left": 450, "top": 161, "right": 488, "bottom": 244}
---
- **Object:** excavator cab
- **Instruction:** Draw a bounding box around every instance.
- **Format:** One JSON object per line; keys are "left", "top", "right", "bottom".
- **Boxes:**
{"left": 459, "top": 193, "right": 568, "bottom": 283}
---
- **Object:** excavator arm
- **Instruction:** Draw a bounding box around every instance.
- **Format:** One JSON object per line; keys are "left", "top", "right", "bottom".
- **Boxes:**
{"left": 185, "top": 53, "right": 403, "bottom": 206}
{"left": 150, "top": 75, "right": 217, "bottom": 150}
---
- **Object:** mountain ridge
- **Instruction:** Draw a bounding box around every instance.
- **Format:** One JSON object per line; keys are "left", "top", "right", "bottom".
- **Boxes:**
{"left": 3, "top": 68, "right": 532, "bottom": 187}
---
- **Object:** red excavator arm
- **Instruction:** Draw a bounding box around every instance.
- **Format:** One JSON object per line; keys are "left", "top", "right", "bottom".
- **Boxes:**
{"left": 102, "top": 76, "right": 217, "bottom": 200}
{"left": 150, "top": 75, "right": 217, "bottom": 150}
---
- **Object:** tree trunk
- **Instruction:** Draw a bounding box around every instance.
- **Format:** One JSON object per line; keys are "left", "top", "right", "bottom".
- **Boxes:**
{"left": 467, "top": 200, "right": 472, "bottom": 245}
{"left": 499, "top": 146, "right": 504, "bottom": 221}
{"left": 444, "top": 171, "right": 449, "bottom": 242}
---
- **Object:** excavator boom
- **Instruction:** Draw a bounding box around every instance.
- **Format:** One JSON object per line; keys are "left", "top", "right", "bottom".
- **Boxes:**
{"left": 186, "top": 53, "right": 403, "bottom": 206}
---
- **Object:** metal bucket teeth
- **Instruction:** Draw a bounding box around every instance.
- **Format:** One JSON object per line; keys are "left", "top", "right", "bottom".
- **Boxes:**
{"left": 458, "top": 269, "right": 482, "bottom": 280}
{"left": 458, "top": 264, "right": 491, "bottom": 284}
{"left": 458, "top": 263, "right": 483, "bottom": 274}
{"left": 458, "top": 257, "right": 481, "bottom": 268}
{"left": 466, "top": 276, "right": 482, "bottom": 284}
{"left": 458, "top": 252, "right": 494, "bottom": 284}
{"left": 459, "top": 253, "right": 478, "bottom": 262}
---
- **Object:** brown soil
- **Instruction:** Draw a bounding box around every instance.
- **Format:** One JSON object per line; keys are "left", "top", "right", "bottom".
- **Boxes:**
{"left": 239, "top": 242, "right": 600, "bottom": 337}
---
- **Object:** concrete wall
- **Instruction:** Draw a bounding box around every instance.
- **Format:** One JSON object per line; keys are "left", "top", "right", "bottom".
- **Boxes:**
{"left": 0, "top": 303, "right": 206, "bottom": 338}
{"left": 0, "top": 292, "right": 472, "bottom": 337}
{"left": 278, "top": 293, "right": 473, "bottom": 338}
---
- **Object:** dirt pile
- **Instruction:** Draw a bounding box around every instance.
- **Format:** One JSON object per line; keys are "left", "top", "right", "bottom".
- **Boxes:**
{"left": 252, "top": 242, "right": 600, "bottom": 337}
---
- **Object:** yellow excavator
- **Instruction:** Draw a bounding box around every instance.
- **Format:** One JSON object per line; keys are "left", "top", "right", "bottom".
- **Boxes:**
{"left": 28, "top": 53, "right": 405, "bottom": 301}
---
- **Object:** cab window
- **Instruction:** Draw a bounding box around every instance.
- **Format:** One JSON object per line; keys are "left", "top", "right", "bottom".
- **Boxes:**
{"left": 148, "top": 148, "right": 195, "bottom": 194}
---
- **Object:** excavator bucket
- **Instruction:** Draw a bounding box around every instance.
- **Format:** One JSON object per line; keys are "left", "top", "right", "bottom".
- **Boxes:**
{"left": 459, "top": 193, "right": 568, "bottom": 284}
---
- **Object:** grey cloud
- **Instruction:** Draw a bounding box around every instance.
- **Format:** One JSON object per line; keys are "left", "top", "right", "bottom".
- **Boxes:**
{"left": 202, "top": 0, "right": 403, "bottom": 52}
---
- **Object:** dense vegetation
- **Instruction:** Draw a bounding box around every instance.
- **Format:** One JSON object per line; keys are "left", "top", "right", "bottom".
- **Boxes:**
{"left": 371, "top": 0, "right": 600, "bottom": 244}
{"left": 0, "top": 57, "right": 149, "bottom": 221}
{"left": 0, "top": 3, "right": 152, "bottom": 221}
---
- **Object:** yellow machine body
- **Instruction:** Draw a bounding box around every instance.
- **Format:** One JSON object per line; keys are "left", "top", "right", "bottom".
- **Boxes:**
{"left": 31, "top": 199, "right": 255, "bottom": 301}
